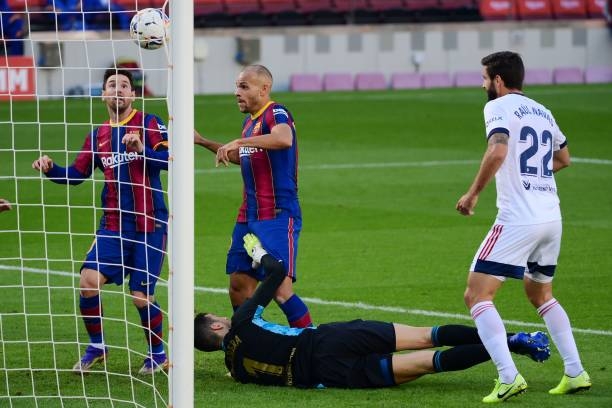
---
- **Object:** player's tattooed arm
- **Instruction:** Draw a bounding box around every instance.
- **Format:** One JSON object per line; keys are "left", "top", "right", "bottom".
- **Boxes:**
{"left": 488, "top": 132, "right": 509, "bottom": 146}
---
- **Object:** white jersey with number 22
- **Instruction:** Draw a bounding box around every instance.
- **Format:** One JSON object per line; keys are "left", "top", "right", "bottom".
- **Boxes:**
{"left": 483, "top": 93, "right": 567, "bottom": 225}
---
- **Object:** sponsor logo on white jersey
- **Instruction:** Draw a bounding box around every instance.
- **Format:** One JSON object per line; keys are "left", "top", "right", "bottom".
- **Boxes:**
{"left": 101, "top": 151, "right": 141, "bottom": 169}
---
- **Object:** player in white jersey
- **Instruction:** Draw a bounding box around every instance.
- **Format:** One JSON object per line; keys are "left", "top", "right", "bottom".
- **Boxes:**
{"left": 456, "top": 51, "right": 591, "bottom": 403}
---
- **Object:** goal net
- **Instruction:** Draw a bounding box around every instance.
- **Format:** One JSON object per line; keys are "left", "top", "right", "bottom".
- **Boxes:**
{"left": 0, "top": 1, "right": 193, "bottom": 406}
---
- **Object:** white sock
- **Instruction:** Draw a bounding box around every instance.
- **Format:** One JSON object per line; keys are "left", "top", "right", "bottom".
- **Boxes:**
{"left": 538, "top": 298, "right": 584, "bottom": 377}
{"left": 471, "top": 301, "right": 518, "bottom": 383}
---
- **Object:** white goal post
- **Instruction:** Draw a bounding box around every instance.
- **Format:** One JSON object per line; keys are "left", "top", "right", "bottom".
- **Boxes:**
{"left": 0, "top": 1, "right": 194, "bottom": 406}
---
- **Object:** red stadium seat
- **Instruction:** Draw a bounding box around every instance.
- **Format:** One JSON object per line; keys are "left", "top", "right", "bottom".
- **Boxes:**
{"left": 260, "top": 0, "right": 296, "bottom": 15}
{"left": 586, "top": 0, "right": 605, "bottom": 17}
{"left": 296, "top": 0, "right": 333, "bottom": 13}
{"left": 332, "top": 0, "right": 368, "bottom": 12}
{"left": 517, "top": 0, "right": 553, "bottom": 19}
{"left": 369, "top": 0, "right": 405, "bottom": 11}
{"left": 439, "top": 0, "right": 476, "bottom": 10}
{"left": 403, "top": 0, "right": 440, "bottom": 10}
{"left": 7, "top": 0, "right": 48, "bottom": 11}
{"left": 195, "top": 0, "right": 226, "bottom": 16}
{"left": 479, "top": 0, "right": 517, "bottom": 20}
{"left": 551, "top": 0, "right": 587, "bottom": 18}
{"left": 225, "top": 0, "right": 261, "bottom": 15}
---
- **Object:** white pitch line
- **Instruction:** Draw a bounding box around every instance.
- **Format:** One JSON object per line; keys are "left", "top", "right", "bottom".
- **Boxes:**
{"left": 2, "top": 264, "right": 611, "bottom": 337}
{"left": 195, "top": 157, "right": 612, "bottom": 174}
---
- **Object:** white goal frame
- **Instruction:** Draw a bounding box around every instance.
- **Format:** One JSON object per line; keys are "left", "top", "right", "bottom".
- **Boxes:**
{"left": 168, "top": 1, "right": 194, "bottom": 407}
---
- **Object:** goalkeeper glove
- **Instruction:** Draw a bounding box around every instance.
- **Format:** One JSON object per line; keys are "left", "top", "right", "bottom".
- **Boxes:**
{"left": 243, "top": 233, "right": 267, "bottom": 268}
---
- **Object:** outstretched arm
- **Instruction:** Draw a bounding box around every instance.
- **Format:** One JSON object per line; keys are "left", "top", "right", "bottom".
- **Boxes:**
{"left": 32, "top": 155, "right": 89, "bottom": 185}
{"left": 456, "top": 132, "right": 508, "bottom": 216}
{"left": 194, "top": 130, "right": 240, "bottom": 165}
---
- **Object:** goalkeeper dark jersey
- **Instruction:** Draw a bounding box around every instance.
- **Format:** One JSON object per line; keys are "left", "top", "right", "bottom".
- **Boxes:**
{"left": 222, "top": 262, "right": 315, "bottom": 386}
{"left": 222, "top": 260, "right": 397, "bottom": 388}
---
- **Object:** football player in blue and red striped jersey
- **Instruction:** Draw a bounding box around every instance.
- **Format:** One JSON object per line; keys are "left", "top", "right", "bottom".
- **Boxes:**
{"left": 33, "top": 68, "right": 169, "bottom": 375}
{"left": 195, "top": 64, "right": 313, "bottom": 329}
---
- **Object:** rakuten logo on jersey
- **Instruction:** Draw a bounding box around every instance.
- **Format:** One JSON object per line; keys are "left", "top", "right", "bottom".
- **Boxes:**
{"left": 101, "top": 151, "right": 141, "bottom": 169}
{"left": 239, "top": 146, "right": 263, "bottom": 157}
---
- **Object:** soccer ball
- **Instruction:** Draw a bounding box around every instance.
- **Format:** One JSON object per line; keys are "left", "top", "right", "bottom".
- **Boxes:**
{"left": 129, "top": 8, "right": 169, "bottom": 50}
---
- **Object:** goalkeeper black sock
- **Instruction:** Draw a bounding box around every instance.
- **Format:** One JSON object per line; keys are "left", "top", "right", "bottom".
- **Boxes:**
{"left": 431, "top": 324, "right": 482, "bottom": 346}
{"left": 433, "top": 345, "right": 491, "bottom": 372}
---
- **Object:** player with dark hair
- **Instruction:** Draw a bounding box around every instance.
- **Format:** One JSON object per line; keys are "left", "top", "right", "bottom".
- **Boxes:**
{"left": 194, "top": 234, "right": 551, "bottom": 389}
{"left": 33, "top": 68, "right": 169, "bottom": 375}
{"left": 194, "top": 64, "right": 312, "bottom": 329}
{"left": 456, "top": 51, "right": 590, "bottom": 402}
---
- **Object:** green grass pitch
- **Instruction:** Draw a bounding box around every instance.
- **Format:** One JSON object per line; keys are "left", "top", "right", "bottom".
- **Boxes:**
{"left": 0, "top": 85, "right": 611, "bottom": 407}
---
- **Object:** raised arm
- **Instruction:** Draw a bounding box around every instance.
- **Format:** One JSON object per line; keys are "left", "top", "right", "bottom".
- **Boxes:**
{"left": 231, "top": 234, "right": 285, "bottom": 322}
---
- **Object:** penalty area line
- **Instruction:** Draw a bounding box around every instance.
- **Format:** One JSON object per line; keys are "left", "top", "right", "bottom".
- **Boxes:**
{"left": 2, "top": 264, "right": 610, "bottom": 337}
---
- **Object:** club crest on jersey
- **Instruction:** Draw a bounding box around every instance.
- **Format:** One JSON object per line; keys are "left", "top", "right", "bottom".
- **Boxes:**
{"left": 239, "top": 146, "right": 263, "bottom": 157}
{"left": 252, "top": 122, "right": 261, "bottom": 135}
{"left": 101, "top": 151, "right": 141, "bottom": 169}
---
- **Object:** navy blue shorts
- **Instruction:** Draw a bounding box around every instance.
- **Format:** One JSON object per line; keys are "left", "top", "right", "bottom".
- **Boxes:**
{"left": 226, "top": 214, "right": 301, "bottom": 282}
{"left": 309, "top": 320, "right": 396, "bottom": 388}
{"left": 81, "top": 226, "right": 167, "bottom": 294}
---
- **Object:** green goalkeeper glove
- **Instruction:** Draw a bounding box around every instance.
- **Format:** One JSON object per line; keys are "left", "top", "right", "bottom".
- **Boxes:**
{"left": 243, "top": 233, "right": 267, "bottom": 268}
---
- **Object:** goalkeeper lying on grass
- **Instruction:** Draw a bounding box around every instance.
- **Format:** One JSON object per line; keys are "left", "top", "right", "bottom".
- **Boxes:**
{"left": 195, "top": 234, "right": 550, "bottom": 390}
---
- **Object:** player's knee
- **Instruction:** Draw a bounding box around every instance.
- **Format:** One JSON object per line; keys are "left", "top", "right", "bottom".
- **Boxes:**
{"left": 79, "top": 269, "right": 102, "bottom": 295}
{"left": 132, "top": 292, "right": 151, "bottom": 309}
{"left": 274, "top": 277, "right": 294, "bottom": 304}
{"left": 463, "top": 288, "right": 476, "bottom": 308}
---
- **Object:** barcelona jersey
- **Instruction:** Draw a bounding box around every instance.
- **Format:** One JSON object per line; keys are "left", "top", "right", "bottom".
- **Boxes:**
{"left": 45, "top": 109, "right": 169, "bottom": 232}
{"left": 237, "top": 102, "right": 301, "bottom": 222}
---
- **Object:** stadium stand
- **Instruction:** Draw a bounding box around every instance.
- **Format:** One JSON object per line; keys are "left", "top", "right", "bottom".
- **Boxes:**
{"left": 454, "top": 71, "right": 483, "bottom": 87}
{"left": 439, "top": 0, "right": 480, "bottom": 21}
{"left": 517, "top": 0, "right": 553, "bottom": 20}
{"left": 524, "top": 68, "right": 554, "bottom": 85}
{"left": 550, "top": 0, "right": 588, "bottom": 18}
{"left": 369, "top": 0, "right": 411, "bottom": 23}
{"left": 289, "top": 73, "right": 323, "bottom": 92}
{"left": 323, "top": 73, "right": 354, "bottom": 91}
{"left": 261, "top": 0, "right": 306, "bottom": 25}
{"left": 296, "top": 0, "right": 344, "bottom": 25}
{"left": 586, "top": 0, "right": 606, "bottom": 17}
{"left": 354, "top": 72, "right": 387, "bottom": 90}
{"left": 552, "top": 67, "right": 584, "bottom": 84}
{"left": 479, "top": 0, "right": 518, "bottom": 20}
{"left": 224, "top": 0, "right": 267, "bottom": 26}
{"left": 194, "top": 0, "right": 235, "bottom": 27}
{"left": 390, "top": 72, "right": 422, "bottom": 89}
{"left": 422, "top": 72, "right": 453, "bottom": 88}
{"left": 584, "top": 66, "right": 612, "bottom": 83}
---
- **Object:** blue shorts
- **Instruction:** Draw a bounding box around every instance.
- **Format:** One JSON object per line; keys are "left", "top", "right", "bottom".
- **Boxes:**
{"left": 82, "top": 226, "right": 167, "bottom": 294}
{"left": 226, "top": 215, "right": 301, "bottom": 282}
